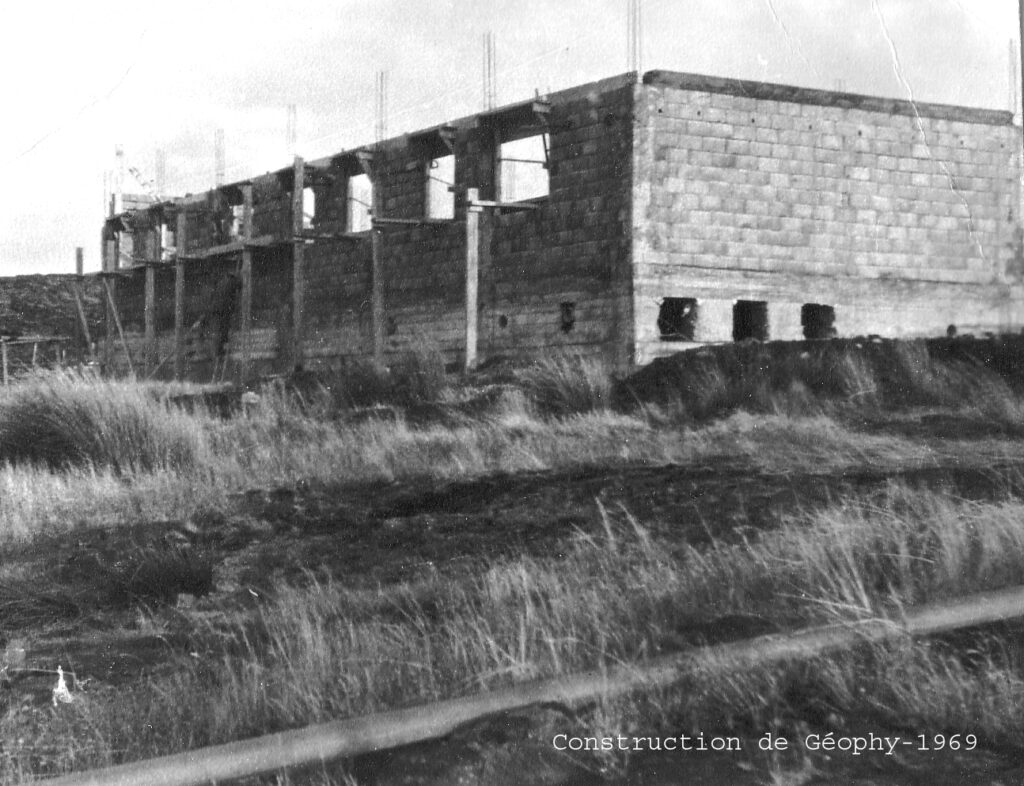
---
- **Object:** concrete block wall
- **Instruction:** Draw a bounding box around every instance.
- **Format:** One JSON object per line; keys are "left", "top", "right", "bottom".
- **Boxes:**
{"left": 110, "top": 73, "right": 636, "bottom": 377}
{"left": 633, "top": 71, "right": 1022, "bottom": 365}
{"left": 294, "top": 72, "right": 636, "bottom": 371}
{"left": 478, "top": 77, "right": 635, "bottom": 366}
{"left": 107, "top": 68, "right": 1024, "bottom": 378}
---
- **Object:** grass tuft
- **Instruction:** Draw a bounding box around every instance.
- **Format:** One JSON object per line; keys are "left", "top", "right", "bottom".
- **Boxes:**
{"left": 514, "top": 354, "right": 613, "bottom": 416}
{"left": 0, "top": 370, "right": 208, "bottom": 474}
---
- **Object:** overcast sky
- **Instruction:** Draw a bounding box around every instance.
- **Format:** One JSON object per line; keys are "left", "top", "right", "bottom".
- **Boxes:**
{"left": 0, "top": 0, "right": 1016, "bottom": 275}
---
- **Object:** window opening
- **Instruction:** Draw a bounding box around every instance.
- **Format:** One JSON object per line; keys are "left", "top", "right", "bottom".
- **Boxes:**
{"left": 658, "top": 298, "right": 698, "bottom": 341}
{"left": 426, "top": 154, "right": 455, "bottom": 219}
{"left": 499, "top": 133, "right": 549, "bottom": 202}
{"left": 302, "top": 187, "right": 316, "bottom": 231}
{"left": 347, "top": 173, "right": 373, "bottom": 233}
{"left": 229, "top": 204, "right": 245, "bottom": 240}
{"left": 160, "top": 223, "right": 174, "bottom": 261}
{"left": 801, "top": 304, "right": 836, "bottom": 339}
{"left": 732, "top": 300, "right": 769, "bottom": 342}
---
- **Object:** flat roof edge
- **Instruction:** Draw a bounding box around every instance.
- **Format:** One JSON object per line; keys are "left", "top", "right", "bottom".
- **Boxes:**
{"left": 643, "top": 70, "right": 1014, "bottom": 126}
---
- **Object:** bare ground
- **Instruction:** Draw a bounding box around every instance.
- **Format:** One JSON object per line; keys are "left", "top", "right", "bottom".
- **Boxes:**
{"left": 4, "top": 410, "right": 1024, "bottom": 784}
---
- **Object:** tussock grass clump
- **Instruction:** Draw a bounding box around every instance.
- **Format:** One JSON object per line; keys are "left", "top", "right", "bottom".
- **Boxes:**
{"left": 284, "top": 348, "right": 450, "bottom": 415}
{"left": 0, "top": 370, "right": 208, "bottom": 474}
{"left": 514, "top": 354, "right": 613, "bottom": 415}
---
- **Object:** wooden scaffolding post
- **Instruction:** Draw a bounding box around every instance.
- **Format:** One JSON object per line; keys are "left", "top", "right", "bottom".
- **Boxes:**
{"left": 464, "top": 188, "right": 481, "bottom": 372}
{"left": 370, "top": 184, "right": 385, "bottom": 365}
{"left": 291, "top": 156, "right": 305, "bottom": 370}
{"left": 371, "top": 219, "right": 384, "bottom": 365}
{"left": 239, "top": 183, "right": 254, "bottom": 381}
{"left": 355, "top": 150, "right": 384, "bottom": 365}
{"left": 72, "top": 248, "right": 92, "bottom": 359}
{"left": 103, "top": 277, "right": 135, "bottom": 377}
{"left": 102, "top": 226, "right": 117, "bottom": 371}
{"left": 144, "top": 264, "right": 156, "bottom": 374}
{"left": 174, "top": 211, "right": 187, "bottom": 381}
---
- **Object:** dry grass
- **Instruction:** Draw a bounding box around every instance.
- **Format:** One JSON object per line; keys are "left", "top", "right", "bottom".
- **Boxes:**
{"left": 619, "top": 337, "right": 1024, "bottom": 425}
{"left": 0, "top": 369, "right": 208, "bottom": 474}
{"left": 12, "top": 485, "right": 1024, "bottom": 779}
{"left": 3, "top": 358, "right": 1024, "bottom": 779}
{"left": 513, "top": 354, "right": 614, "bottom": 416}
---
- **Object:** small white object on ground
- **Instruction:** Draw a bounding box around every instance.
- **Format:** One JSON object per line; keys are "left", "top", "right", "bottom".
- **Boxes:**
{"left": 52, "top": 665, "right": 73, "bottom": 706}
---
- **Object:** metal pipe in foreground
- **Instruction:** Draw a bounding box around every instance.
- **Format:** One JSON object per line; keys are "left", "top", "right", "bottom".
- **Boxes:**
{"left": 41, "top": 585, "right": 1024, "bottom": 786}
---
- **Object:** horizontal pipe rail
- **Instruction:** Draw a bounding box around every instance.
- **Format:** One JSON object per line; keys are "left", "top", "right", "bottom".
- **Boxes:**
{"left": 41, "top": 585, "right": 1024, "bottom": 786}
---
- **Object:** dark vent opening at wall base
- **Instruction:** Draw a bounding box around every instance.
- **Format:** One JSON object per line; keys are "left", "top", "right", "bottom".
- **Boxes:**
{"left": 657, "top": 297, "right": 698, "bottom": 341}
{"left": 801, "top": 303, "right": 836, "bottom": 339}
{"left": 732, "top": 300, "right": 768, "bottom": 342}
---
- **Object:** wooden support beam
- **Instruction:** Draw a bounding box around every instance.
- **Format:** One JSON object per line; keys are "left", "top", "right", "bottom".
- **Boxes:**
{"left": 464, "top": 188, "right": 481, "bottom": 372}
{"left": 72, "top": 247, "right": 92, "bottom": 361}
{"left": 291, "top": 156, "right": 306, "bottom": 370}
{"left": 144, "top": 264, "right": 156, "bottom": 374}
{"left": 102, "top": 230, "right": 116, "bottom": 372}
{"left": 174, "top": 212, "right": 187, "bottom": 381}
{"left": 370, "top": 217, "right": 456, "bottom": 227}
{"left": 370, "top": 222, "right": 384, "bottom": 365}
{"left": 238, "top": 183, "right": 254, "bottom": 382}
{"left": 466, "top": 199, "right": 540, "bottom": 211}
{"left": 102, "top": 278, "right": 134, "bottom": 377}
{"left": 71, "top": 282, "right": 93, "bottom": 354}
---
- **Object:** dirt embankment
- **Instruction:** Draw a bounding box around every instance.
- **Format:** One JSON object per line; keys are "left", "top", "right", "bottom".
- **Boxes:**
{"left": 616, "top": 335, "right": 1024, "bottom": 419}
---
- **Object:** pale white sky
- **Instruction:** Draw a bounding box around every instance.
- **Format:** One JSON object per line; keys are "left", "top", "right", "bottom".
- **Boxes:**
{"left": 0, "top": 0, "right": 1016, "bottom": 275}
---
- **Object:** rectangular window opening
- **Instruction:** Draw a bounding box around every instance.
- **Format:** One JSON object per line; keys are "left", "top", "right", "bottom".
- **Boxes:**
{"left": 160, "top": 223, "right": 174, "bottom": 261}
{"left": 426, "top": 154, "right": 455, "bottom": 219}
{"left": 230, "top": 205, "right": 245, "bottom": 240}
{"left": 499, "top": 133, "right": 549, "bottom": 203}
{"left": 732, "top": 300, "right": 769, "bottom": 342}
{"left": 347, "top": 174, "right": 373, "bottom": 233}
{"left": 801, "top": 303, "right": 836, "bottom": 339}
{"left": 658, "top": 297, "right": 698, "bottom": 341}
{"left": 302, "top": 187, "right": 316, "bottom": 231}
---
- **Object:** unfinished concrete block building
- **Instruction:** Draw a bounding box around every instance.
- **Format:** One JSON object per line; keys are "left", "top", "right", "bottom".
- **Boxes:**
{"left": 102, "top": 69, "right": 1024, "bottom": 379}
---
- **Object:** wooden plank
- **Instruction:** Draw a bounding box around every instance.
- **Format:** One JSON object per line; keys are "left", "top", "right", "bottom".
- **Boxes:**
{"left": 364, "top": 156, "right": 384, "bottom": 364}
{"left": 102, "top": 231, "right": 117, "bottom": 372}
{"left": 37, "top": 584, "right": 1024, "bottom": 786}
{"left": 72, "top": 247, "right": 91, "bottom": 360}
{"left": 291, "top": 156, "right": 305, "bottom": 370}
{"left": 103, "top": 278, "right": 135, "bottom": 377}
{"left": 144, "top": 264, "right": 156, "bottom": 373}
{"left": 370, "top": 217, "right": 456, "bottom": 227}
{"left": 174, "top": 211, "right": 187, "bottom": 380}
{"left": 467, "top": 199, "right": 540, "bottom": 211}
{"left": 239, "top": 184, "right": 254, "bottom": 382}
{"left": 371, "top": 224, "right": 384, "bottom": 364}
{"left": 70, "top": 282, "right": 93, "bottom": 352}
{"left": 464, "top": 188, "right": 480, "bottom": 371}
